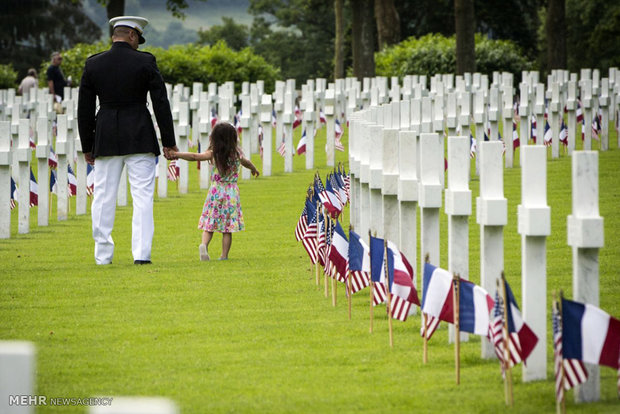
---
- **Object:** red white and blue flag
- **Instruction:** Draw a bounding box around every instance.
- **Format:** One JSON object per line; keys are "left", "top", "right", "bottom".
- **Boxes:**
{"left": 562, "top": 297, "right": 620, "bottom": 371}
{"left": 530, "top": 115, "right": 537, "bottom": 144}
{"left": 500, "top": 278, "right": 539, "bottom": 365}
{"left": 334, "top": 119, "right": 344, "bottom": 152}
{"left": 10, "top": 177, "right": 17, "bottom": 210}
{"left": 50, "top": 170, "right": 57, "bottom": 194}
{"left": 167, "top": 160, "right": 179, "bottom": 181}
{"left": 296, "top": 129, "right": 307, "bottom": 155}
{"left": 29, "top": 168, "right": 38, "bottom": 207}
{"left": 293, "top": 105, "right": 302, "bottom": 129}
{"left": 319, "top": 108, "right": 326, "bottom": 125}
{"left": 86, "top": 164, "right": 95, "bottom": 196}
{"left": 327, "top": 221, "right": 349, "bottom": 283}
{"left": 543, "top": 120, "right": 552, "bottom": 147}
{"left": 67, "top": 164, "right": 77, "bottom": 196}
{"left": 512, "top": 120, "right": 520, "bottom": 151}
{"left": 277, "top": 135, "right": 286, "bottom": 157}
{"left": 48, "top": 145, "right": 58, "bottom": 169}
{"left": 553, "top": 302, "right": 588, "bottom": 403}
{"left": 559, "top": 119, "right": 568, "bottom": 147}
{"left": 470, "top": 134, "right": 477, "bottom": 158}
{"left": 347, "top": 229, "right": 371, "bottom": 294}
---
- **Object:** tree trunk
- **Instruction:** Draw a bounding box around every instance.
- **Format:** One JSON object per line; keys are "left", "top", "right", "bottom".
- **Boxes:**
{"left": 454, "top": 0, "right": 476, "bottom": 75}
{"left": 374, "top": 0, "right": 400, "bottom": 50}
{"left": 546, "top": 0, "right": 566, "bottom": 70}
{"left": 352, "top": 0, "right": 376, "bottom": 79}
{"left": 106, "top": 0, "right": 126, "bottom": 37}
{"left": 334, "top": 0, "right": 345, "bottom": 80}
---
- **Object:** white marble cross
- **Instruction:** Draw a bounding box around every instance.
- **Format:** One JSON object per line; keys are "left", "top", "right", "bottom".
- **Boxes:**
{"left": 176, "top": 100, "right": 190, "bottom": 194}
{"left": 324, "top": 88, "right": 336, "bottom": 167}
{"left": 368, "top": 124, "right": 384, "bottom": 237}
{"left": 476, "top": 141, "right": 507, "bottom": 359}
{"left": 35, "top": 116, "right": 50, "bottom": 226}
{"left": 599, "top": 77, "right": 610, "bottom": 151}
{"left": 260, "top": 94, "right": 273, "bottom": 176}
{"left": 16, "top": 119, "right": 31, "bottom": 234}
{"left": 446, "top": 135, "right": 472, "bottom": 343}
{"left": 580, "top": 79, "right": 593, "bottom": 150}
{"left": 567, "top": 151, "right": 604, "bottom": 403}
{"left": 55, "top": 114, "right": 69, "bottom": 221}
{"left": 0, "top": 121, "right": 12, "bottom": 238}
{"left": 382, "top": 127, "right": 399, "bottom": 243}
{"left": 398, "top": 130, "right": 418, "bottom": 305}
{"left": 239, "top": 94, "right": 251, "bottom": 180}
{"left": 518, "top": 145, "right": 550, "bottom": 381}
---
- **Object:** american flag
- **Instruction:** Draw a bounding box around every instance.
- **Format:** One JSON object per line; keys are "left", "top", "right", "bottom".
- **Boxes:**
{"left": 10, "top": 177, "right": 17, "bottom": 210}
{"left": 421, "top": 315, "right": 441, "bottom": 340}
{"left": 592, "top": 108, "right": 602, "bottom": 141}
{"left": 277, "top": 134, "right": 286, "bottom": 157}
{"left": 86, "top": 164, "right": 95, "bottom": 196}
{"left": 29, "top": 168, "right": 38, "bottom": 207}
{"left": 301, "top": 201, "right": 319, "bottom": 264}
{"left": 68, "top": 164, "right": 77, "bottom": 196}
{"left": 553, "top": 302, "right": 588, "bottom": 403}
{"left": 50, "top": 169, "right": 57, "bottom": 194}
{"left": 29, "top": 126, "right": 36, "bottom": 149}
{"left": 530, "top": 115, "right": 537, "bottom": 144}
{"left": 234, "top": 110, "right": 243, "bottom": 135}
{"left": 335, "top": 118, "right": 345, "bottom": 152}
{"left": 488, "top": 290, "right": 507, "bottom": 368}
{"left": 295, "top": 202, "right": 308, "bottom": 242}
{"left": 319, "top": 108, "right": 326, "bottom": 125}
{"left": 167, "top": 160, "right": 180, "bottom": 181}
{"left": 469, "top": 134, "right": 477, "bottom": 158}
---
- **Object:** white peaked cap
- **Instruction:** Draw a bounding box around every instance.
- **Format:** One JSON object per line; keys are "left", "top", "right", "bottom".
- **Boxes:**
{"left": 109, "top": 16, "right": 149, "bottom": 44}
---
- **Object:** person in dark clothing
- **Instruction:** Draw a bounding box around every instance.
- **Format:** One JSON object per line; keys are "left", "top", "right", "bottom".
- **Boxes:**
{"left": 47, "top": 52, "right": 70, "bottom": 101}
{"left": 77, "top": 16, "right": 178, "bottom": 265}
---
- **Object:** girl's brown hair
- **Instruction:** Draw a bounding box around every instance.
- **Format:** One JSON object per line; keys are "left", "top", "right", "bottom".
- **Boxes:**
{"left": 209, "top": 122, "right": 240, "bottom": 176}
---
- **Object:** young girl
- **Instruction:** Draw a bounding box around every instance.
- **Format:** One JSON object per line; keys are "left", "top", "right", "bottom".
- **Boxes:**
{"left": 170, "top": 122, "right": 259, "bottom": 261}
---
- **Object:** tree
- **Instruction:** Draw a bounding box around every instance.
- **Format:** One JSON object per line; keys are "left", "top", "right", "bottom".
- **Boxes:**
{"left": 248, "top": 0, "right": 335, "bottom": 83}
{"left": 374, "top": 0, "right": 400, "bottom": 50}
{"left": 351, "top": 0, "right": 376, "bottom": 79}
{"left": 545, "top": 0, "right": 566, "bottom": 70}
{"left": 454, "top": 0, "right": 476, "bottom": 74}
{"left": 197, "top": 17, "right": 249, "bottom": 51}
{"left": 98, "top": 0, "right": 208, "bottom": 37}
{"left": 0, "top": 0, "right": 101, "bottom": 78}
{"left": 334, "top": 0, "right": 345, "bottom": 79}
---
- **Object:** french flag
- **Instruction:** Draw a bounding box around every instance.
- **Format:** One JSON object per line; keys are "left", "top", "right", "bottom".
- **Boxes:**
{"left": 296, "top": 129, "right": 307, "bottom": 155}
{"left": 328, "top": 221, "right": 349, "bottom": 281}
{"left": 67, "top": 164, "right": 77, "bottom": 196}
{"left": 29, "top": 168, "right": 38, "bottom": 207}
{"left": 504, "top": 279, "right": 539, "bottom": 363}
{"left": 319, "top": 108, "right": 326, "bottom": 125}
{"left": 559, "top": 119, "right": 568, "bottom": 146}
{"left": 369, "top": 235, "right": 387, "bottom": 306}
{"left": 562, "top": 298, "right": 620, "bottom": 370}
{"left": 323, "top": 178, "right": 343, "bottom": 219}
{"left": 347, "top": 229, "right": 371, "bottom": 295}
{"left": 422, "top": 262, "right": 494, "bottom": 337}
{"left": 543, "top": 120, "right": 552, "bottom": 147}
{"left": 512, "top": 120, "right": 520, "bottom": 151}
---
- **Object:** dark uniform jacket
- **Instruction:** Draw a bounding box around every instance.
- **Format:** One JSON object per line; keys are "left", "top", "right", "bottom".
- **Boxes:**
{"left": 77, "top": 41, "right": 175, "bottom": 158}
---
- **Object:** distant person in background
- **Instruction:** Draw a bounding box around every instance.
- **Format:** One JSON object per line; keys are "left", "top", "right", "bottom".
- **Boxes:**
{"left": 18, "top": 68, "right": 38, "bottom": 96}
{"left": 47, "top": 51, "right": 71, "bottom": 103}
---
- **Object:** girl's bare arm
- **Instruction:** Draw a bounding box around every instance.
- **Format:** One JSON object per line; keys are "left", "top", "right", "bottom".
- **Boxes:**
{"left": 171, "top": 149, "right": 213, "bottom": 162}
{"left": 240, "top": 156, "right": 260, "bottom": 177}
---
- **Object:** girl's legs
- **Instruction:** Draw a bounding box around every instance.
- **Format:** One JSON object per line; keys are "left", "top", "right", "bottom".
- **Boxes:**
{"left": 200, "top": 231, "right": 214, "bottom": 261}
{"left": 221, "top": 232, "right": 232, "bottom": 259}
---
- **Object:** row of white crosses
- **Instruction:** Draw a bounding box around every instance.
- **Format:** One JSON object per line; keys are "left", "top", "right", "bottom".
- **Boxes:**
{"left": 349, "top": 93, "right": 607, "bottom": 403}
{"left": 0, "top": 341, "right": 179, "bottom": 414}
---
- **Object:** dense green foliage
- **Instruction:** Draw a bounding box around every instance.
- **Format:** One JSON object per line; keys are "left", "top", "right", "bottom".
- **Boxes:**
{"left": 39, "top": 41, "right": 280, "bottom": 94}
{"left": 376, "top": 33, "right": 533, "bottom": 81}
{"left": 197, "top": 17, "right": 250, "bottom": 51}
{"left": 0, "top": 64, "right": 18, "bottom": 89}
{"left": 1, "top": 126, "right": 619, "bottom": 413}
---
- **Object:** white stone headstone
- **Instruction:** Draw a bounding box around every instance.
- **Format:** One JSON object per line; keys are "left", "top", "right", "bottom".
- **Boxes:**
{"left": 0, "top": 121, "right": 12, "bottom": 238}
{"left": 260, "top": 94, "right": 273, "bottom": 176}
{"left": 0, "top": 341, "right": 35, "bottom": 414}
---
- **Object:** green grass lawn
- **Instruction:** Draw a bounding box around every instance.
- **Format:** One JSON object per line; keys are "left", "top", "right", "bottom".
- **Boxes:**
{"left": 1, "top": 126, "right": 619, "bottom": 413}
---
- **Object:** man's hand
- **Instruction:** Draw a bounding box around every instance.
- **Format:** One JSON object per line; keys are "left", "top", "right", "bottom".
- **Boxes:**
{"left": 84, "top": 152, "right": 95, "bottom": 165}
{"left": 163, "top": 146, "right": 179, "bottom": 160}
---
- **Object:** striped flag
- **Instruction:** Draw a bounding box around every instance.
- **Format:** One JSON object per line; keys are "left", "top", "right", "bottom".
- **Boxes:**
{"left": 295, "top": 201, "right": 308, "bottom": 242}
{"left": 167, "top": 160, "right": 179, "bottom": 181}
{"left": 277, "top": 134, "right": 286, "bottom": 157}
{"left": 543, "top": 120, "right": 552, "bottom": 147}
{"left": 29, "top": 168, "right": 38, "bottom": 207}
{"left": 319, "top": 108, "right": 326, "bottom": 125}
{"left": 301, "top": 201, "right": 319, "bottom": 264}
{"left": 592, "top": 108, "right": 602, "bottom": 141}
{"left": 347, "top": 230, "right": 370, "bottom": 294}
{"left": 50, "top": 169, "right": 57, "bottom": 194}
{"left": 370, "top": 235, "right": 387, "bottom": 306}
{"left": 328, "top": 221, "right": 349, "bottom": 283}
{"left": 293, "top": 105, "right": 302, "bottom": 129}
{"left": 553, "top": 302, "right": 588, "bottom": 403}
{"left": 470, "top": 134, "right": 477, "bottom": 158}
{"left": 210, "top": 108, "right": 218, "bottom": 128}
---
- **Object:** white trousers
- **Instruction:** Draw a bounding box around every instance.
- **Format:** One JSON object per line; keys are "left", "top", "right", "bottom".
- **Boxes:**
{"left": 91, "top": 153, "right": 156, "bottom": 264}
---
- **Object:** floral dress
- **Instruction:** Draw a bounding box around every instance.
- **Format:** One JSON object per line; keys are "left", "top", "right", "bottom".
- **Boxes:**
{"left": 198, "top": 157, "right": 244, "bottom": 233}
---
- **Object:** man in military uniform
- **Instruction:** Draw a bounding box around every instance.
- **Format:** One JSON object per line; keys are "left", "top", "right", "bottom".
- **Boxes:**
{"left": 78, "top": 16, "right": 177, "bottom": 265}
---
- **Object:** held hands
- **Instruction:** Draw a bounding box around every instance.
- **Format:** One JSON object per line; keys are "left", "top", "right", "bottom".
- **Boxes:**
{"left": 163, "top": 146, "right": 179, "bottom": 160}
{"left": 84, "top": 152, "right": 95, "bottom": 166}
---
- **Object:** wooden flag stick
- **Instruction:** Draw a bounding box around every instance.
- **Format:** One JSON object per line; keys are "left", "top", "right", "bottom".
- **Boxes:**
{"left": 500, "top": 272, "right": 514, "bottom": 407}
{"left": 369, "top": 230, "right": 374, "bottom": 333}
{"left": 384, "top": 239, "right": 393, "bottom": 348}
{"left": 453, "top": 273, "right": 461, "bottom": 385}
{"left": 324, "top": 211, "right": 329, "bottom": 298}
{"left": 315, "top": 200, "right": 320, "bottom": 286}
{"left": 348, "top": 223, "right": 352, "bottom": 320}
